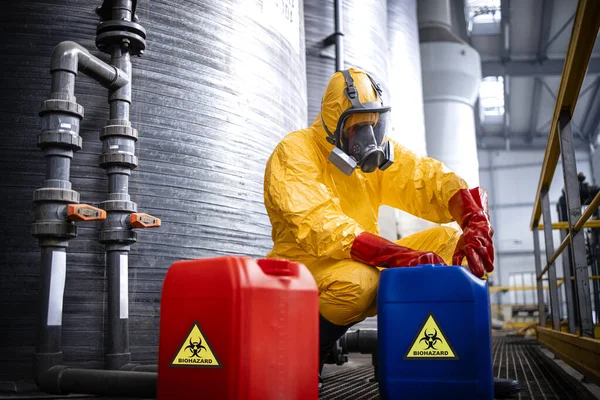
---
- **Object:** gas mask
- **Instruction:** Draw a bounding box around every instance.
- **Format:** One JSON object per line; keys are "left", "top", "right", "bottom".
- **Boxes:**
{"left": 322, "top": 69, "right": 393, "bottom": 176}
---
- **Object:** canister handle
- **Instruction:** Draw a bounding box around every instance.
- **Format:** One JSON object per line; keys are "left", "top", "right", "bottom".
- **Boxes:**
{"left": 257, "top": 258, "right": 300, "bottom": 278}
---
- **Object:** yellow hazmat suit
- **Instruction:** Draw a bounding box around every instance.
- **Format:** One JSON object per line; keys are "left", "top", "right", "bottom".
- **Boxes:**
{"left": 264, "top": 68, "right": 469, "bottom": 326}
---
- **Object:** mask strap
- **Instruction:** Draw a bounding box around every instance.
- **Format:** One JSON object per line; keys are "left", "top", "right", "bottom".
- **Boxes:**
{"left": 322, "top": 113, "right": 336, "bottom": 145}
{"left": 366, "top": 73, "right": 384, "bottom": 105}
{"left": 341, "top": 69, "right": 363, "bottom": 108}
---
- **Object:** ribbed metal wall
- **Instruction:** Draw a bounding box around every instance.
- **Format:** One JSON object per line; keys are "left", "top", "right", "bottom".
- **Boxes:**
{"left": 304, "top": 0, "right": 389, "bottom": 125}
{"left": 387, "top": 0, "right": 435, "bottom": 238}
{"left": 0, "top": 0, "right": 306, "bottom": 388}
{"left": 387, "top": 0, "right": 426, "bottom": 156}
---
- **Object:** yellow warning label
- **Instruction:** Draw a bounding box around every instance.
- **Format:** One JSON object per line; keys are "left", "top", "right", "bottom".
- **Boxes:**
{"left": 404, "top": 313, "right": 458, "bottom": 360}
{"left": 170, "top": 322, "right": 221, "bottom": 368}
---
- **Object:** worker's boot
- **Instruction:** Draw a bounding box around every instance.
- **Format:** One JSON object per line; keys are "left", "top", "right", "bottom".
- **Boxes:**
{"left": 494, "top": 377, "right": 521, "bottom": 398}
{"left": 318, "top": 314, "right": 353, "bottom": 390}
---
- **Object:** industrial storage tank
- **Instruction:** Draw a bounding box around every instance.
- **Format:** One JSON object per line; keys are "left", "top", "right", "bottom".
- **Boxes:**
{"left": 304, "top": 0, "right": 430, "bottom": 241}
{"left": 0, "top": 0, "right": 306, "bottom": 390}
{"left": 387, "top": 0, "right": 436, "bottom": 238}
{"left": 304, "top": 0, "right": 389, "bottom": 125}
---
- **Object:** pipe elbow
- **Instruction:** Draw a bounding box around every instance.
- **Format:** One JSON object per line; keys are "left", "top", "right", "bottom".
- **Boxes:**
{"left": 33, "top": 353, "right": 67, "bottom": 395}
{"left": 50, "top": 41, "right": 89, "bottom": 75}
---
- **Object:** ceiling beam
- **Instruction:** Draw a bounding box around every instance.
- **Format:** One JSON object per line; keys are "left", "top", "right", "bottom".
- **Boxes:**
{"left": 482, "top": 58, "right": 600, "bottom": 77}
{"left": 528, "top": 78, "right": 542, "bottom": 143}
{"left": 537, "top": 0, "right": 555, "bottom": 61}
{"left": 528, "top": 0, "right": 554, "bottom": 144}
{"left": 501, "top": 0, "right": 511, "bottom": 149}
{"left": 478, "top": 133, "right": 589, "bottom": 151}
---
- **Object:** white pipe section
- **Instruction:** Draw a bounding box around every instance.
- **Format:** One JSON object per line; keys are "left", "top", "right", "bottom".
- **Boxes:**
{"left": 417, "top": 0, "right": 452, "bottom": 29}
{"left": 418, "top": 0, "right": 482, "bottom": 188}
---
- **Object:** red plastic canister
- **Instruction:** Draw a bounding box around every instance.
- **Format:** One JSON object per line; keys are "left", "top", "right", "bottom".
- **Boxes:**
{"left": 157, "top": 256, "right": 319, "bottom": 399}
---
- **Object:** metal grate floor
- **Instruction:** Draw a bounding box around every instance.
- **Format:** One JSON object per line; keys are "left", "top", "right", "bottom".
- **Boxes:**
{"left": 320, "top": 335, "right": 599, "bottom": 400}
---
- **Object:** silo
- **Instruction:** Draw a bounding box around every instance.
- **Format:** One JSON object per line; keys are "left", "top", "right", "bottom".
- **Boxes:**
{"left": 0, "top": 0, "right": 306, "bottom": 390}
{"left": 304, "top": 0, "right": 431, "bottom": 241}
{"left": 304, "top": 0, "right": 393, "bottom": 245}
{"left": 304, "top": 0, "right": 389, "bottom": 125}
{"left": 387, "top": 0, "right": 435, "bottom": 238}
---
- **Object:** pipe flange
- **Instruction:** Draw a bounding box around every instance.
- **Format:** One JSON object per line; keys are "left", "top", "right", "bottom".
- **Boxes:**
{"left": 96, "top": 20, "right": 147, "bottom": 56}
{"left": 39, "top": 99, "right": 84, "bottom": 119}
{"left": 99, "top": 200, "right": 138, "bottom": 213}
{"left": 100, "top": 125, "right": 139, "bottom": 141}
{"left": 99, "top": 153, "right": 138, "bottom": 169}
{"left": 33, "top": 188, "right": 80, "bottom": 203}
{"left": 32, "top": 221, "right": 77, "bottom": 239}
{"left": 99, "top": 229, "right": 137, "bottom": 244}
{"left": 38, "top": 131, "right": 83, "bottom": 151}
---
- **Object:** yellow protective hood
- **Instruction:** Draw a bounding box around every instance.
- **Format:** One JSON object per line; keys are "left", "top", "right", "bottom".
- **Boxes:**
{"left": 310, "top": 67, "right": 381, "bottom": 153}
{"left": 264, "top": 67, "right": 469, "bottom": 273}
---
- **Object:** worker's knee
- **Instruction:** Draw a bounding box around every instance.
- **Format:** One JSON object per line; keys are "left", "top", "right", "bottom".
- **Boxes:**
{"left": 396, "top": 225, "right": 461, "bottom": 265}
{"left": 431, "top": 226, "right": 461, "bottom": 246}
{"left": 318, "top": 263, "right": 379, "bottom": 326}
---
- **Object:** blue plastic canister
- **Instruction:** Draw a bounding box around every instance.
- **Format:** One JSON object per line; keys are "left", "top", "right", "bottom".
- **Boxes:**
{"left": 378, "top": 264, "right": 493, "bottom": 400}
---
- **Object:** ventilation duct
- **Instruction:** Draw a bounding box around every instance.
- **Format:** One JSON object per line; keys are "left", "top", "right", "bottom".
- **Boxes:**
{"left": 418, "top": 0, "right": 481, "bottom": 187}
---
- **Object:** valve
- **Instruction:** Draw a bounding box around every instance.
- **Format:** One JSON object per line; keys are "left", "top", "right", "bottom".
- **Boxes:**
{"left": 67, "top": 204, "right": 107, "bottom": 221}
{"left": 130, "top": 213, "right": 161, "bottom": 228}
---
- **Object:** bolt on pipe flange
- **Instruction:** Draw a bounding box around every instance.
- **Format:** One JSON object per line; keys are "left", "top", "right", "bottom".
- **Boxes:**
{"left": 96, "top": 20, "right": 147, "bottom": 56}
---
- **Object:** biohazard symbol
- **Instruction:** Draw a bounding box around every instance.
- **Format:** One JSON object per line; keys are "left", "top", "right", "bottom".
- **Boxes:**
{"left": 419, "top": 328, "right": 443, "bottom": 350}
{"left": 404, "top": 313, "right": 458, "bottom": 360}
{"left": 170, "top": 322, "right": 221, "bottom": 368}
{"left": 184, "top": 337, "right": 207, "bottom": 357}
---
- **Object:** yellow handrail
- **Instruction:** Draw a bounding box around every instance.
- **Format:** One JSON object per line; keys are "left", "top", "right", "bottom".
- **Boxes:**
{"left": 537, "top": 192, "right": 600, "bottom": 280}
{"left": 529, "top": 0, "right": 600, "bottom": 231}
{"left": 539, "top": 220, "right": 600, "bottom": 230}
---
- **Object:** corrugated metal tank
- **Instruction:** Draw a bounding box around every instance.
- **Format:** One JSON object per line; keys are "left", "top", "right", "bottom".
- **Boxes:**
{"left": 304, "top": 0, "right": 427, "bottom": 330}
{"left": 305, "top": 0, "right": 389, "bottom": 126}
{"left": 304, "top": 0, "right": 393, "bottom": 243}
{"left": 0, "top": 0, "right": 306, "bottom": 389}
{"left": 387, "top": 0, "right": 435, "bottom": 238}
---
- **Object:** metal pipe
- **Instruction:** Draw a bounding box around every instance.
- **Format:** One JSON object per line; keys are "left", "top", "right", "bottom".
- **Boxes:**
{"left": 33, "top": 19, "right": 154, "bottom": 396}
{"left": 541, "top": 189, "right": 561, "bottom": 330}
{"left": 558, "top": 112, "right": 594, "bottom": 337}
{"left": 557, "top": 197, "right": 577, "bottom": 333}
{"left": 36, "top": 366, "right": 156, "bottom": 398}
{"left": 340, "top": 330, "right": 377, "bottom": 354}
{"left": 98, "top": 0, "right": 139, "bottom": 371}
{"left": 333, "top": 0, "right": 343, "bottom": 71}
{"left": 33, "top": 39, "right": 84, "bottom": 390}
{"left": 121, "top": 364, "right": 158, "bottom": 372}
{"left": 533, "top": 230, "right": 547, "bottom": 327}
{"left": 50, "top": 41, "right": 128, "bottom": 90}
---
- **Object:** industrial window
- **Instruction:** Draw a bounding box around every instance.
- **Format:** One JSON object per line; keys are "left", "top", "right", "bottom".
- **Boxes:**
{"left": 480, "top": 76, "right": 505, "bottom": 116}
{"left": 467, "top": 0, "right": 501, "bottom": 34}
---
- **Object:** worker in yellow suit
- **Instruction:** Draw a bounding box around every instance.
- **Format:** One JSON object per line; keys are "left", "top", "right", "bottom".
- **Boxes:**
{"left": 263, "top": 68, "right": 495, "bottom": 385}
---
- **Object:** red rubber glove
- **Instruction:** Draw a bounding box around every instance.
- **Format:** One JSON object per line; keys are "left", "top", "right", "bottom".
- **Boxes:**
{"left": 448, "top": 187, "right": 495, "bottom": 277}
{"left": 350, "top": 231, "right": 446, "bottom": 268}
